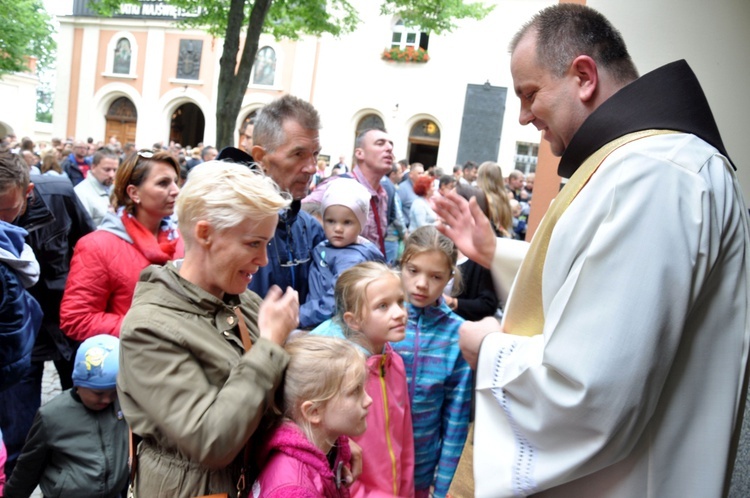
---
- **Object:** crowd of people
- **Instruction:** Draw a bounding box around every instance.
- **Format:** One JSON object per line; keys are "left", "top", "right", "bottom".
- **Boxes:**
{"left": 1, "top": 4, "right": 749, "bottom": 498}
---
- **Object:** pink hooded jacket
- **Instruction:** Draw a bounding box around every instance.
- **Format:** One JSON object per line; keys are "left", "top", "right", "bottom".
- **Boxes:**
{"left": 349, "top": 344, "right": 415, "bottom": 498}
{"left": 253, "top": 422, "right": 351, "bottom": 498}
{"left": 0, "top": 435, "right": 6, "bottom": 495}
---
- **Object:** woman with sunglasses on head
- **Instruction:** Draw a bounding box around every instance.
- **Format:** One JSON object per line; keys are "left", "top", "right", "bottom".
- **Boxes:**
{"left": 60, "top": 150, "right": 184, "bottom": 341}
{"left": 117, "top": 161, "right": 299, "bottom": 497}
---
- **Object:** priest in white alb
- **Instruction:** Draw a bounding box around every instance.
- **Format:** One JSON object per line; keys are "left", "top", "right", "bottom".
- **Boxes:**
{"left": 434, "top": 4, "right": 750, "bottom": 497}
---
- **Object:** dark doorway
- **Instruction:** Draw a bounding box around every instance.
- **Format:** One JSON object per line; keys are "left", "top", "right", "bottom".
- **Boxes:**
{"left": 170, "top": 103, "right": 205, "bottom": 148}
{"left": 407, "top": 119, "right": 440, "bottom": 168}
{"left": 408, "top": 143, "right": 439, "bottom": 168}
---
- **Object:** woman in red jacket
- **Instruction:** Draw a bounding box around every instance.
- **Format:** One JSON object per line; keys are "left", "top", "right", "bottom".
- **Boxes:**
{"left": 61, "top": 149, "right": 184, "bottom": 340}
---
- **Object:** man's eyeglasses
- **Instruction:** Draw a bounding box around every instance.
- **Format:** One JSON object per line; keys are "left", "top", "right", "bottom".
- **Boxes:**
{"left": 269, "top": 221, "right": 311, "bottom": 268}
{"left": 270, "top": 237, "right": 311, "bottom": 267}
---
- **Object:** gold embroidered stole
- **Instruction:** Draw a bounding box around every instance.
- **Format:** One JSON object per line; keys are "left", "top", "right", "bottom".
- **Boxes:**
{"left": 503, "top": 130, "right": 677, "bottom": 337}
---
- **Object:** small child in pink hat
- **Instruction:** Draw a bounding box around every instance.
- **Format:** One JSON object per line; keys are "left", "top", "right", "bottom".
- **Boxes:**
{"left": 299, "top": 178, "right": 385, "bottom": 329}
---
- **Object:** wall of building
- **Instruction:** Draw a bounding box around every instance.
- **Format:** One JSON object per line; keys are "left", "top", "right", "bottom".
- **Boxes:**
{"left": 524, "top": 0, "right": 750, "bottom": 238}
{"left": 0, "top": 71, "right": 39, "bottom": 140}
{"left": 49, "top": 0, "right": 750, "bottom": 201}
{"left": 310, "top": 0, "right": 552, "bottom": 170}
{"left": 589, "top": 0, "right": 750, "bottom": 198}
{"left": 53, "top": 0, "right": 556, "bottom": 174}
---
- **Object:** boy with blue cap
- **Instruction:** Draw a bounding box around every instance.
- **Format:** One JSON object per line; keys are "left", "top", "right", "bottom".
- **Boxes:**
{"left": 5, "top": 335, "right": 128, "bottom": 497}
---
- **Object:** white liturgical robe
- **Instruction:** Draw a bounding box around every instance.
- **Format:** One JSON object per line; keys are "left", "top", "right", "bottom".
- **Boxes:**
{"left": 475, "top": 132, "right": 750, "bottom": 497}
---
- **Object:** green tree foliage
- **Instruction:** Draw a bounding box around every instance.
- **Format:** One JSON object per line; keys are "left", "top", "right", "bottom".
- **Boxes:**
{"left": 36, "top": 66, "right": 55, "bottom": 123}
{"left": 90, "top": 0, "right": 493, "bottom": 148}
{"left": 0, "top": 0, "right": 56, "bottom": 76}
{"left": 381, "top": 0, "right": 493, "bottom": 34}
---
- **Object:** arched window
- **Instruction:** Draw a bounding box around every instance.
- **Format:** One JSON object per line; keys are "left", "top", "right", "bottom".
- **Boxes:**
{"left": 252, "top": 46, "right": 277, "bottom": 86}
{"left": 409, "top": 119, "right": 440, "bottom": 142}
{"left": 356, "top": 114, "right": 385, "bottom": 135}
{"left": 104, "top": 32, "right": 138, "bottom": 78}
{"left": 113, "top": 38, "right": 131, "bottom": 74}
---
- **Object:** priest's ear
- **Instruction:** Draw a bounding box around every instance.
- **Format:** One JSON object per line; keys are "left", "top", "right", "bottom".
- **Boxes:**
{"left": 570, "top": 55, "right": 598, "bottom": 103}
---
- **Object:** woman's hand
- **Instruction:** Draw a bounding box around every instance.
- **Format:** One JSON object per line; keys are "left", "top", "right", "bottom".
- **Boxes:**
{"left": 443, "top": 293, "right": 458, "bottom": 311}
{"left": 258, "top": 285, "right": 299, "bottom": 346}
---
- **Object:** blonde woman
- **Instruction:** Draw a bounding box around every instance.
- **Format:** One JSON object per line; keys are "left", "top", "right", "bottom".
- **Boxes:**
{"left": 476, "top": 161, "right": 513, "bottom": 238}
{"left": 117, "top": 161, "right": 300, "bottom": 497}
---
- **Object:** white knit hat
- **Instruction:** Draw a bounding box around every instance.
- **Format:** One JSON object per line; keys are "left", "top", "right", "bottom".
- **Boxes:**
{"left": 321, "top": 178, "right": 371, "bottom": 234}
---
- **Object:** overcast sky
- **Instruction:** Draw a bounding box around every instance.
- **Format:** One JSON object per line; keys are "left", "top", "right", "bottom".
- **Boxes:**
{"left": 44, "top": 0, "right": 73, "bottom": 17}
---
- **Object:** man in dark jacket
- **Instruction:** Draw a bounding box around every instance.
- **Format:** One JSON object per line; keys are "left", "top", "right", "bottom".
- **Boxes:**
{"left": 246, "top": 95, "right": 326, "bottom": 303}
{"left": 0, "top": 147, "right": 95, "bottom": 478}
{"left": 20, "top": 174, "right": 95, "bottom": 385}
{"left": 0, "top": 148, "right": 44, "bottom": 478}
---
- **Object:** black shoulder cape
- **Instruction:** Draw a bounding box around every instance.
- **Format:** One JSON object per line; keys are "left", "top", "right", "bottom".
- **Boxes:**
{"left": 558, "top": 60, "right": 733, "bottom": 178}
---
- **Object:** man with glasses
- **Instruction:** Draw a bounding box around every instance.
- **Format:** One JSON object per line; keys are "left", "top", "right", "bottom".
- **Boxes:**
{"left": 244, "top": 95, "right": 325, "bottom": 304}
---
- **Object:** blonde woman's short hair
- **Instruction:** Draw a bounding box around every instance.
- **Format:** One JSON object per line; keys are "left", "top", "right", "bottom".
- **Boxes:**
{"left": 177, "top": 161, "right": 290, "bottom": 245}
{"left": 282, "top": 335, "right": 366, "bottom": 443}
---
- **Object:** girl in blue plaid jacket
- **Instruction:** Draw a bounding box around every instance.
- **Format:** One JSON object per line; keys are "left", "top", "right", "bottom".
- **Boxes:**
{"left": 393, "top": 226, "right": 472, "bottom": 498}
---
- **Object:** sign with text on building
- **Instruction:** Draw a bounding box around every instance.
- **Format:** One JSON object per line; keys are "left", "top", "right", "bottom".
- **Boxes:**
{"left": 73, "top": 0, "right": 201, "bottom": 19}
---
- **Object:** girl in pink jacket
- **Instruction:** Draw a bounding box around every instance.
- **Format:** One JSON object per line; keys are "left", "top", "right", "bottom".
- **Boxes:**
{"left": 253, "top": 336, "right": 372, "bottom": 498}
{"left": 311, "top": 262, "right": 416, "bottom": 497}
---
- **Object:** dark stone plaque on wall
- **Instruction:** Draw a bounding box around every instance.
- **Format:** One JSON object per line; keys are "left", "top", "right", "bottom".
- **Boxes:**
{"left": 177, "top": 39, "right": 202, "bottom": 80}
{"left": 456, "top": 83, "right": 507, "bottom": 165}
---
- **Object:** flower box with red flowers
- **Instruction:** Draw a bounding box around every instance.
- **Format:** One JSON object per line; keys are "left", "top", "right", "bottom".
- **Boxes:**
{"left": 381, "top": 46, "right": 430, "bottom": 63}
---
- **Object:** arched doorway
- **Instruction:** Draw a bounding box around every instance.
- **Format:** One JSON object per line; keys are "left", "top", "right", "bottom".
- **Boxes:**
{"left": 0, "top": 121, "right": 14, "bottom": 139}
{"left": 240, "top": 109, "right": 259, "bottom": 132}
{"left": 408, "top": 119, "right": 440, "bottom": 168}
{"left": 170, "top": 102, "right": 205, "bottom": 148}
{"left": 356, "top": 114, "right": 385, "bottom": 136}
{"left": 105, "top": 97, "right": 137, "bottom": 146}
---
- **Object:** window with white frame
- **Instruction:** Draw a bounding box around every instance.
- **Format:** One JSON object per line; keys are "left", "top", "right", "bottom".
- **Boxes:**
{"left": 515, "top": 142, "right": 539, "bottom": 174}
{"left": 390, "top": 19, "right": 428, "bottom": 50}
